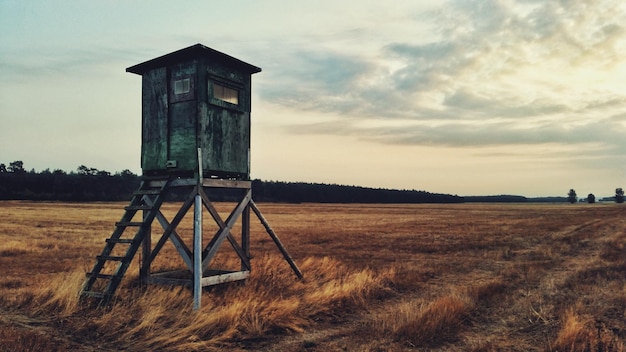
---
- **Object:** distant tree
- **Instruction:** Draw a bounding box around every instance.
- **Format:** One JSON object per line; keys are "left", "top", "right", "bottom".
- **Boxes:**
{"left": 616, "top": 188, "right": 624, "bottom": 204}
{"left": 587, "top": 193, "right": 596, "bottom": 204}
{"left": 0, "top": 163, "right": 6, "bottom": 173}
{"left": 77, "top": 165, "right": 100, "bottom": 176}
{"left": 8, "top": 160, "right": 25, "bottom": 173}
{"left": 117, "top": 169, "right": 137, "bottom": 178}
{"left": 567, "top": 189, "right": 577, "bottom": 204}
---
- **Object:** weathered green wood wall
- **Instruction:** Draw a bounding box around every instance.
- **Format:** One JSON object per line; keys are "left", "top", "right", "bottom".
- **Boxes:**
{"left": 201, "top": 62, "right": 252, "bottom": 178}
{"left": 141, "top": 67, "right": 168, "bottom": 171}
{"left": 168, "top": 61, "right": 197, "bottom": 172}
{"left": 129, "top": 44, "right": 260, "bottom": 179}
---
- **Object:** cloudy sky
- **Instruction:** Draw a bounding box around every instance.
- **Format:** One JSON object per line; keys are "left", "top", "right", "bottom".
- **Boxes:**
{"left": 1, "top": 0, "right": 625, "bottom": 197}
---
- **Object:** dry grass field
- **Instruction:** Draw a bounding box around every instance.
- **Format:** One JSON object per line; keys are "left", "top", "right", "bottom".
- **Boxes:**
{"left": 1, "top": 200, "right": 625, "bottom": 351}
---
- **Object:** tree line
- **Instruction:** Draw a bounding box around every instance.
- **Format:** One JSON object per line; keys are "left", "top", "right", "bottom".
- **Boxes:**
{"left": 0, "top": 161, "right": 140, "bottom": 201}
{"left": 0, "top": 161, "right": 462, "bottom": 203}
{"left": 1, "top": 161, "right": 623, "bottom": 204}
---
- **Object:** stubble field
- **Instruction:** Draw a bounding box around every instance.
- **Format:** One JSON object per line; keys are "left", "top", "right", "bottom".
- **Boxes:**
{"left": 0, "top": 200, "right": 625, "bottom": 351}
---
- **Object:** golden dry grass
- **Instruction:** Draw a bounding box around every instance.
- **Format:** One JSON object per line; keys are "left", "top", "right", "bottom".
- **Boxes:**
{"left": 0, "top": 201, "right": 626, "bottom": 351}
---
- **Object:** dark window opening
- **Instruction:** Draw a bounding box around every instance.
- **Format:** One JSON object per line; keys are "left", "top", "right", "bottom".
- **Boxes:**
{"left": 213, "top": 82, "right": 239, "bottom": 104}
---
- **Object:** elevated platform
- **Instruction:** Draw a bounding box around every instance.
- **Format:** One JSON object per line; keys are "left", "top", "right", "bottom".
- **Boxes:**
{"left": 81, "top": 175, "right": 302, "bottom": 308}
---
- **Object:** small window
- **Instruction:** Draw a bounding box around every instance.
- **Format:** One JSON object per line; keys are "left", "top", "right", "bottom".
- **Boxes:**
{"left": 174, "top": 78, "right": 190, "bottom": 94}
{"left": 213, "top": 82, "right": 239, "bottom": 105}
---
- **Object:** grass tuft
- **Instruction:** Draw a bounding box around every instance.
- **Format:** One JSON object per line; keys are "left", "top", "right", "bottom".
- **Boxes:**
{"left": 374, "top": 292, "right": 473, "bottom": 348}
{"left": 12, "top": 255, "right": 391, "bottom": 351}
{"left": 550, "top": 307, "right": 625, "bottom": 352}
{"left": 31, "top": 269, "right": 84, "bottom": 316}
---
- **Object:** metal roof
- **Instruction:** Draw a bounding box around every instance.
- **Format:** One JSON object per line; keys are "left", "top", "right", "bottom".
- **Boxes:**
{"left": 126, "top": 43, "right": 262, "bottom": 75}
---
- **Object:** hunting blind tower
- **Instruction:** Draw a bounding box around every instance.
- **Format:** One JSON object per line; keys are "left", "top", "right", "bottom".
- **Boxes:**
{"left": 81, "top": 44, "right": 302, "bottom": 309}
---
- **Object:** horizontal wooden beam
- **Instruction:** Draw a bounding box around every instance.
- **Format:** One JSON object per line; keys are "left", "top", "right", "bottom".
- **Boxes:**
{"left": 147, "top": 178, "right": 251, "bottom": 189}
{"left": 147, "top": 270, "right": 250, "bottom": 287}
{"left": 200, "top": 270, "right": 250, "bottom": 286}
{"left": 201, "top": 179, "right": 251, "bottom": 189}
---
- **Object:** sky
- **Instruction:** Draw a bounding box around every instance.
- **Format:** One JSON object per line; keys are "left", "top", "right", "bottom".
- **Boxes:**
{"left": 1, "top": 0, "right": 625, "bottom": 197}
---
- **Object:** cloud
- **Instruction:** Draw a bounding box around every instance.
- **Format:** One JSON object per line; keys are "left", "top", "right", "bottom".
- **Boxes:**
{"left": 0, "top": 45, "right": 144, "bottom": 82}
{"left": 258, "top": 49, "right": 374, "bottom": 115}
{"left": 286, "top": 115, "right": 625, "bottom": 150}
{"left": 259, "top": 0, "right": 626, "bottom": 154}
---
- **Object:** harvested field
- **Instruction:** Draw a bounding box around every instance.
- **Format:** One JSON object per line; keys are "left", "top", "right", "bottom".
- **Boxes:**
{"left": 0, "top": 201, "right": 625, "bottom": 351}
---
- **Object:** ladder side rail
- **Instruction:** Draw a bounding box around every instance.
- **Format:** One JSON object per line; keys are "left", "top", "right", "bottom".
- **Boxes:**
{"left": 82, "top": 193, "right": 144, "bottom": 293}
{"left": 81, "top": 180, "right": 169, "bottom": 301}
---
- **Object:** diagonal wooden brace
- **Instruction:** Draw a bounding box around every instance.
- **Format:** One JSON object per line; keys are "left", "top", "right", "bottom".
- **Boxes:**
{"left": 250, "top": 200, "right": 303, "bottom": 280}
{"left": 201, "top": 189, "right": 252, "bottom": 270}
{"left": 146, "top": 190, "right": 196, "bottom": 265}
{"left": 198, "top": 188, "right": 250, "bottom": 270}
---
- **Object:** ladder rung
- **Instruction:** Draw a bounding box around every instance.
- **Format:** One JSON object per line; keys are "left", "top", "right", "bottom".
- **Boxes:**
{"left": 86, "top": 272, "right": 115, "bottom": 280}
{"left": 106, "top": 238, "right": 134, "bottom": 244}
{"left": 80, "top": 291, "right": 107, "bottom": 299}
{"left": 134, "top": 189, "right": 162, "bottom": 195}
{"left": 141, "top": 175, "right": 169, "bottom": 180}
{"left": 116, "top": 221, "right": 144, "bottom": 227}
{"left": 97, "top": 255, "right": 126, "bottom": 262}
{"left": 124, "top": 205, "right": 153, "bottom": 211}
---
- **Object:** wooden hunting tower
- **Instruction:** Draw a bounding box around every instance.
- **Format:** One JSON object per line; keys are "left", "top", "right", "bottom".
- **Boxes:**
{"left": 81, "top": 45, "right": 301, "bottom": 310}
{"left": 126, "top": 44, "right": 261, "bottom": 179}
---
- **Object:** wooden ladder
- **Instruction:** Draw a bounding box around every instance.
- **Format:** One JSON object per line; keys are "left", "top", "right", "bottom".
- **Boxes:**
{"left": 80, "top": 179, "right": 169, "bottom": 305}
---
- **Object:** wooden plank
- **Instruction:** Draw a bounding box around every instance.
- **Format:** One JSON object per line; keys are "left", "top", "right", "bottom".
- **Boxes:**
{"left": 147, "top": 277, "right": 192, "bottom": 287}
{"left": 141, "top": 67, "right": 168, "bottom": 171}
{"left": 146, "top": 180, "right": 168, "bottom": 188}
{"left": 106, "top": 238, "right": 134, "bottom": 244}
{"left": 133, "top": 189, "right": 162, "bottom": 195}
{"left": 200, "top": 270, "right": 249, "bottom": 287}
{"left": 86, "top": 272, "right": 115, "bottom": 280}
{"left": 201, "top": 108, "right": 250, "bottom": 177}
{"left": 97, "top": 255, "right": 126, "bottom": 262}
{"left": 169, "top": 100, "right": 197, "bottom": 172}
{"left": 241, "top": 203, "right": 250, "bottom": 271}
{"left": 193, "top": 194, "right": 203, "bottom": 310}
{"left": 124, "top": 205, "right": 153, "bottom": 211}
{"left": 166, "top": 178, "right": 251, "bottom": 188}
{"left": 146, "top": 270, "right": 248, "bottom": 287}
{"left": 201, "top": 178, "right": 251, "bottom": 189}
{"left": 116, "top": 221, "right": 144, "bottom": 227}
{"left": 141, "top": 202, "right": 152, "bottom": 283}
{"left": 80, "top": 291, "right": 107, "bottom": 299}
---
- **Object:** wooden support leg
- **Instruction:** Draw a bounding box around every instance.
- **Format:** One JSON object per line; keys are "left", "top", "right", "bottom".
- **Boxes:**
{"left": 140, "top": 207, "right": 151, "bottom": 284}
{"left": 250, "top": 200, "right": 303, "bottom": 280}
{"left": 193, "top": 193, "right": 203, "bottom": 311}
{"left": 242, "top": 201, "right": 250, "bottom": 272}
